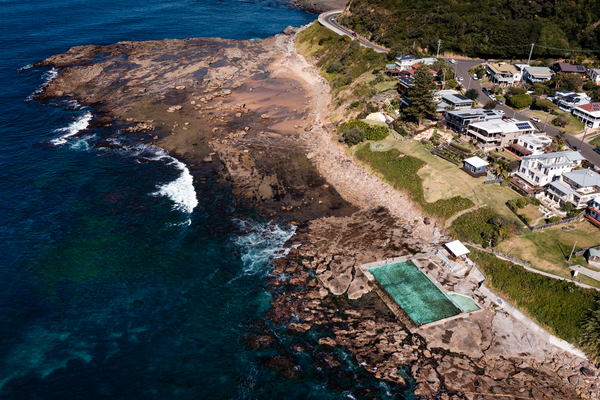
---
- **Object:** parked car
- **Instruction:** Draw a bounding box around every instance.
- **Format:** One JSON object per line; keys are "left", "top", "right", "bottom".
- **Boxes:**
{"left": 496, "top": 99, "right": 503, "bottom": 105}
{"left": 472, "top": 75, "right": 478, "bottom": 80}
{"left": 458, "top": 76, "right": 464, "bottom": 81}
{"left": 498, "top": 110, "right": 505, "bottom": 115}
{"left": 595, "top": 146, "right": 600, "bottom": 155}
{"left": 531, "top": 116, "right": 541, "bottom": 123}
{"left": 449, "top": 59, "right": 456, "bottom": 64}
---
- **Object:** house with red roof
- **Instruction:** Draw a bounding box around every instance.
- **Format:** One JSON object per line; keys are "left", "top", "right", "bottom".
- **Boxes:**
{"left": 573, "top": 102, "right": 600, "bottom": 129}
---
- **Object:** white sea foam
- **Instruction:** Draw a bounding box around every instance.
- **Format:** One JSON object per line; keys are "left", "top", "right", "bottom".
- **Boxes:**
{"left": 51, "top": 111, "right": 93, "bottom": 146}
{"left": 27, "top": 67, "right": 59, "bottom": 101}
{"left": 17, "top": 63, "right": 33, "bottom": 72}
{"left": 233, "top": 220, "right": 297, "bottom": 277}
{"left": 149, "top": 149, "right": 198, "bottom": 214}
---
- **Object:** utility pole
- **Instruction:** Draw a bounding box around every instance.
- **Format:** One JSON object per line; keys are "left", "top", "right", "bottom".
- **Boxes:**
{"left": 527, "top": 43, "right": 535, "bottom": 65}
{"left": 436, "top": 39, "right": 441, "bottom": 58}
{"left": 568, "top": 241, "right": 577, "bottom": 262}
{"left": 579, "top": 125, "right": 588, "bottom": 150}
{"left": 542, "top": 108, "right": 551, "bottom": 131}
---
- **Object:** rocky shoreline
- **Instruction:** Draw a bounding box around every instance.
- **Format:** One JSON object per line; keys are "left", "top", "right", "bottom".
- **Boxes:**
{"left": 36, "top": 25, "right": 600, "bottom": 399}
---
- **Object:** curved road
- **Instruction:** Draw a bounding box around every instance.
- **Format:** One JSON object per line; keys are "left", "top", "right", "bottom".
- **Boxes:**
{"left": 318, "top": 10, "right": 389, "bottom": 53}
{"left": 318, "top": 11, "right": 599, "bottom": 165}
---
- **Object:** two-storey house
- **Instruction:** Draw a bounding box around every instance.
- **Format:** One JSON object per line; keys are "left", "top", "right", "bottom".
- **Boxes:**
{"left": 523, "top": 66, "right": 553, "bottom": 84}
{"left": 395, "top": 56, "right": 416, "bottom": 71}
{"left": 516, "top": 150, "right": 584, "bottom": 187}
{"left": 546, "top": 169, "right": 600, "bottom": 208}
{"left": 445, "top": 109, "right": 504, "bottom": 133}
{"left": 467, "top": 119, "right": 535, "bottom": 151}
{"left": 486, "top": 63, "right": 521, "bottom": 87}
{"left": 588, "top": 68, "right": 600, "bottom": 84}
{"left": 573, "top": 102, "right": 600, "bottom": 129}
{"left": 509, "top": 134, "right": 552, "bottom": 157}
{"left": 554, "top": 91, "right": 592, "bottom": 113}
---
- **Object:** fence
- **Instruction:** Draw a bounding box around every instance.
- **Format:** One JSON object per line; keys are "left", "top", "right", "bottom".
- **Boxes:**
{"left": 484, "top": 179, "right": 503, "bottom": 185}
{"left": 468, "top": 243, "right": 531, "bottom": 267}
{"left": 530, "top": 210, "right": 586, "bottom": 231}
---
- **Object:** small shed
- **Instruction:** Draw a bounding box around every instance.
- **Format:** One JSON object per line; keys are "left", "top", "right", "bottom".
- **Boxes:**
{"left": 462, "top": 156, "right": 489, "bottom": 178}
{"left": 586, "top": 248, "right": 600, "bottom": 268}
{"left": 444, "top": 240, "right": 470, "bottom": 258}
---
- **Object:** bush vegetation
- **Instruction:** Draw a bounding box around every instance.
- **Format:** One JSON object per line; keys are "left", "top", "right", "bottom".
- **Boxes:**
{"left": 340, "top": 127, "right": 365, "bottom": 146}
{"left": 448, "top": 207, "right": 520, "bottom": 246}
{"left": 469, "top": 248, "right": 600, "bottom": 343}
{"left": 355, "top": 146, "right": 474, "bottom": 219}
{"left": 578, "top": 301, "right": 600, "bottom": 366}
{"left": 340, "top": 120, "right": 389, "bottom": 141}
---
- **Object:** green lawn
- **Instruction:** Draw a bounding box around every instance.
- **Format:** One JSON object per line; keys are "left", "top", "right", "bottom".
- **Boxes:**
{"left": 468, "top": 247, "right": 600, "bottom": 343}
{"left": 496, "top": 219, "right": 600, "bottom": 288}
{"left": 374, "top": 80, "right": 398, "bottom": 92}
{"left": 526, "top": 110, "right": 584, "bottom": 135}
{"left": 374, "top": 139, "right": 521, "bottom": 219}
{"left": 519, "top": 204, "right": 544, "bottom": 225}
{"left": 588, "top": 135, "right": 600, "bottom": 148}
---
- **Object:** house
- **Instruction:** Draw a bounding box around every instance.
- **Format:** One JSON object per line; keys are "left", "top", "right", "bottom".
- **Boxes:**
{"left": 414, "top": 57, "right": 438, "bottom": 65}
{"left": 554, "top": 91, "right": 592, "bottom": 113}
{"left": 437, "top": 90, "right": 474, "bottom": 110}
{"left": 509, "top": 134, "right": 553, "bottom": 157}
{"left": 385, "top": 64, "right": 402, "bottom": 76}
{"left": 486, "top": 63, "right": 521, "bottom": 87}
{"left": 551, "top": 62, "right": 587, "bottom": 76}
{"left": 445, "top": 109, "right": 504, "bottom": 133}
{"left": 397, "top": 77, "right": 414, "bottom": 96}
{"left": 467, "top": 119, "right": 536, "bottom": 151}
{"left": 522, "top": 66, "right": 553, "bottom": 84}
{"left": 546, "top": 169, "right": 600, "bottom": 208}
{"left": 462, "top": 156, "right": 489, "bottom": 178}
{"left": 444, "top": 240, "right": 470, "bottom": 258}
{"left": 395, "top": 56, "right": 416, "bottom": 71}
{"left": 516, "top": 150, "right": 584, "bottom": 187}
{"left": 584, "top": 248, "right": 600, "bottom": 268}
{"left": 588, "top": 68, "right": 600, "bottom": 84}
{"left": 573, "top": 102, "right": 600, "bottom": 129}
{"left": 588, "top": 199, "right": 600, "bottom": 228}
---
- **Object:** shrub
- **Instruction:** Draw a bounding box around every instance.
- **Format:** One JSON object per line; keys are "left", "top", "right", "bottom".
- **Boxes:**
{"left": 469, "top": 248, "right": 600, "bottom": 343}
{"left": 465, "top": 88, "right": 479, "bottom": 101}
{"left": 531, "top": 198, "right": 542, "bottom": 206}
{"left": 340, "top": 120, "right": 389, "bottom": 141}
{"left": 341, "top": 127, "right": 365, "bottom": 146}
{"left": 520, "top": 214, "right": 532, "bottom": 225}
{"left": 328, "top": 61, "right": 344, "bottom": 73}
{"left": 549, "top": 216, "right": 562, "bottom": 223}
{"left": 349, "top": 101, "right": 361, "bottom": 109}
{"left": 484, "top": 100, "right": 497, "bottom": 110}
{"left": 508, "top": 94, "right": 533, "bottom": 109}
{"left": 534, "top": 98, "right": 557, "bottom": 111}
{"left": 509, "top": 87, "right": 527, "bottom": 95}
{"left": 552, "top": 114, "right": 569, "bottom": 128}
{"left": 578, "top": 301, "right": 600, "bottom": 367}
{"left": 563, "top": 201, "right": 574, "bottom": 213}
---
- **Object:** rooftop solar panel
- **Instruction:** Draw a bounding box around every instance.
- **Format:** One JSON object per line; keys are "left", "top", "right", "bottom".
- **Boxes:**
{"left": 594, "top": 104, "right": 600, "bottom": 111}
{"left": 454, "top": 94, "right": 471, "bottom": 101}
{"left": 577, "top": 65, "right": 585, "bottom": 71}
{"left": 516, "top": 122, "right": 531, "bottom": 130}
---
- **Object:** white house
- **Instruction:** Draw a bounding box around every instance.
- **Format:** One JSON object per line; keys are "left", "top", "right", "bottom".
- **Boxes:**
{"left": 467, "top": 119, "right": 535, "bottom": 150}
{"left": 546, "top": 169, "right": 600, "bottom": 208}
{"left": 445, "top": 109, "right": 504, "bottom": 133}
{"left": 588, "top": 68, "right": 600, "bottom": 84}
{"left": 414, "top": 57, "right": 438, "bottom": 65}
{"left": 553, "top": 91, "right": 592, "bottom": 113}
{"left": 509, "top": 134, "right": 552, "bottom": 157}
{"left": 486, "top": 63, "right": 521, "bottom": 87}
{"left": 522, "top": 66, "right": 553, "bottom": 84}
{"left": 573, "top": 102, "right": 600, "bottom": 129}
{"left": 516, "top": 150, "right": 584, "bottom": 187}
{"left": 395, "top": 56, "right": 416, "bottom": 71}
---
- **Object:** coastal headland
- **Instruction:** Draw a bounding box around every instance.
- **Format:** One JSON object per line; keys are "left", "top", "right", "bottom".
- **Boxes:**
{"left": 36, "top": 23, "right": 599, "bottom": 399}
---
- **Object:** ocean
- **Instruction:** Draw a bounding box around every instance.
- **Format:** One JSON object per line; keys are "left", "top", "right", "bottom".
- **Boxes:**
{"left": 0, "top": 1, "right": 406, "bottom": 398}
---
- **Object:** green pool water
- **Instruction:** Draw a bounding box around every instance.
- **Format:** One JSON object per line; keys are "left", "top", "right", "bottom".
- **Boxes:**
{"left": 448, "top": 292, "right": 481, "bottom": 313}
{"left": 369, "top": 261, "right": 461, "bottom": 325}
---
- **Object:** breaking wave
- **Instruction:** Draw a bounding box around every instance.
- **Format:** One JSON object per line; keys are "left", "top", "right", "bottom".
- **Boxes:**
{"left": 51, "top": 111, "right": 93, "bottom": 146}
{"left": 233, "top": 220, "right": 297, "bottom": 277}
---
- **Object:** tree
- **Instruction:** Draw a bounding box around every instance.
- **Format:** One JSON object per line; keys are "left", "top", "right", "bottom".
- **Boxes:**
{"left": 578, "top": 302, "right": 600, "bottom": 366}
{"left": 465, "top": 88, "right": 479, "bottom": 101}
{"left": 552, "top": 114, "right": 569, "bottom": 128}
{"left": 340, "top": 127, "right": 365, "bottom": 146}
{"left": 508, "top": 94, "right": 533, "bottom": 109}
{"left": 404, "top": 65, "right": 438, "bottom": 126}
{"left": 534, "top": 98, "right": 557, "bottom": 111}
{"left": 484, "top": 100, "right": 497, "bottom": 110}
{"left": 446, "top": 79, "right": 458, "bottom": 89}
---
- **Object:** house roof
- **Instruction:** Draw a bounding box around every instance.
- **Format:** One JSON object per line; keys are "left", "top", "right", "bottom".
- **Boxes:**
{"left": 396, "top": 56, "right": 415, "bottom": 62}
{"left": 589, "top": 248, "right": 600, "bottom": 257}
{"left": 470, "top": 119, "right": 534, "bottom": 134}
{"left": 464, "top": 156, "right": 489, "bottom": 168}
{"left": 524, "top": 66, "right": 552, "bottom": 76}
{"left": 563, "top": 169, "right": 600, "bottom": 188}
{"left": 554, "top": 62, "right": 586, "bottom": 73}
{"left": 445, "top": 240, "right": 470, "bottom": 257}
{"left": 523, "top": 150, "right": 584, "bottom": 162}
{"left": 446, "top": 109, "right": 503, "bottom": 119}
{"left": 575, "top": 102, "right": 600, "bottom": 115}
{"left": 519, "top": 134, "right": 552, "bottom": 146}
{"left": 442, "top": 92, "right": 474, "bottom": 105}
{"left": 487, "top": 63, "right": 518, "bottom": 75}
{"left": 549, "top": 180, "right": 574, "bottom": 196}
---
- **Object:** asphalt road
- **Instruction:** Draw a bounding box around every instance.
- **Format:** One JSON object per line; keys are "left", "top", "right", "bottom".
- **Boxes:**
{"left": 317, "top": 11, "right": 599, "bottom": 166}
{"left": 447, "top": 58, "right": 600, "bottom": 166}
{"left": 318, "top": 10, "right": 389, "bottom": 53}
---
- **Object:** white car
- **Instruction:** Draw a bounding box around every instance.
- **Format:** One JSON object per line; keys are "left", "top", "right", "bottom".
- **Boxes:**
{"left": 472, "top": 75, "right": 478, "bottom": 80}
{"left": 531, "top": 116, "right": 541, "bottom": 123}
{"left": 458, "top": 76, "right": 464, "bottom": 81}
{"left": 498, "top": 110, "right": 505, "bottom": 115}
{"left": 449, "top": 59, "right": 456, "bottom": 64}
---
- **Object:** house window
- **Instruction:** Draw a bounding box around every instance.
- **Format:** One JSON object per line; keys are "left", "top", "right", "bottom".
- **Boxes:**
{"left": 521, "top": 168, "right": 525, "bottom": 173}
{"left": 535, "top": 176, "right": 540, "bottom": 183}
